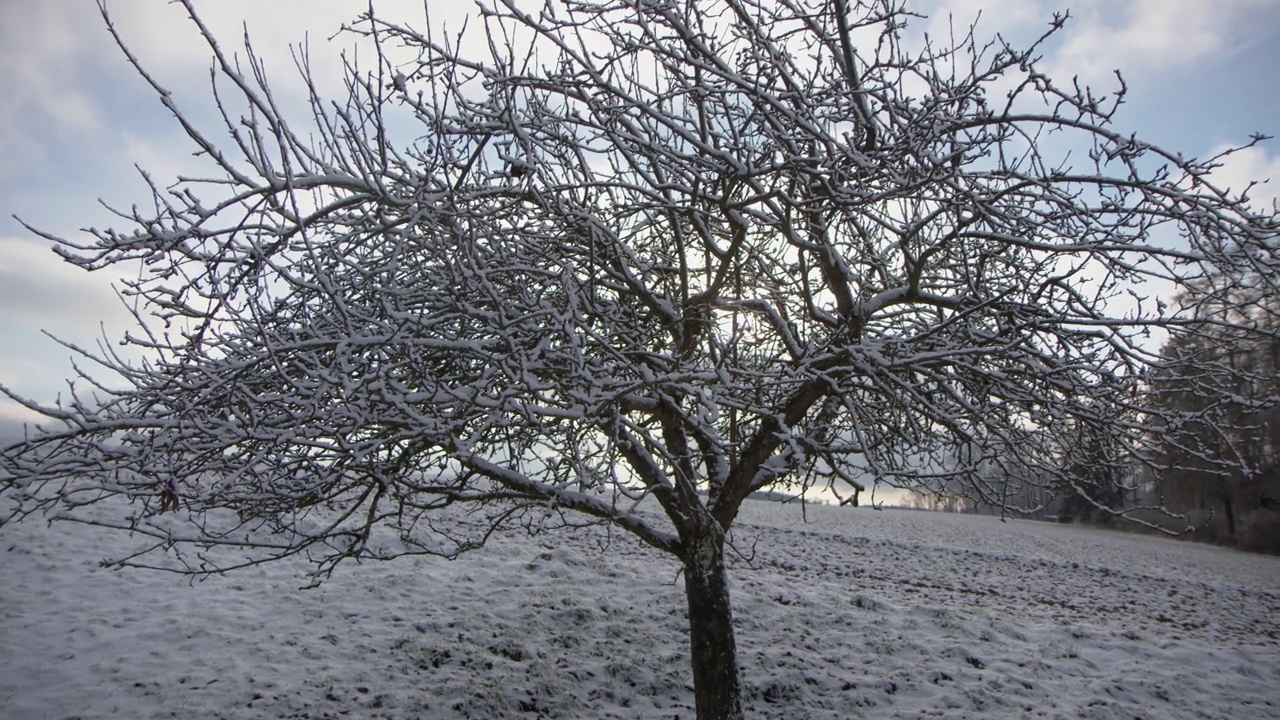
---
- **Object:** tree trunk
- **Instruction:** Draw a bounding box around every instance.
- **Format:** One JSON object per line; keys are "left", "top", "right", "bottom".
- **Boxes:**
{"left": 1221, "top": 491, "right": 1238, "bottom": 544}
{"left": 683, "top": 522, "right": 744, "bottom": 720}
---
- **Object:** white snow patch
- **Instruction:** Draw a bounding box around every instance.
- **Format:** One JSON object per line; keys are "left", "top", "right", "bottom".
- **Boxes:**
{"left": 1, "top": 500, "right": 1277, "bottom": 719}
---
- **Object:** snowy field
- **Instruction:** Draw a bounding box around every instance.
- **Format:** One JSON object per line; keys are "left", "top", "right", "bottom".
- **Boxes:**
{"left": 2, "top": 499, "right": 1278, "bottom": 719}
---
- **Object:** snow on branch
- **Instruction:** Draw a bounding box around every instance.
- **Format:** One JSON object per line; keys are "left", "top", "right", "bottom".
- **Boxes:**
{"left": 2, "top": 0, "right": 1277, "bottom": 575}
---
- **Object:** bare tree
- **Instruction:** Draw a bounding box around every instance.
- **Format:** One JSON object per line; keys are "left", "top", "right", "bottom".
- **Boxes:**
{"left": 1149, "top": 287, "right": 1280, "bottom": 546}
{"left": 3, "top": 1, "right": 1278, "bottom": 718}
{"left": 1056, "top": 417, "right": 1131, "bottom": 525}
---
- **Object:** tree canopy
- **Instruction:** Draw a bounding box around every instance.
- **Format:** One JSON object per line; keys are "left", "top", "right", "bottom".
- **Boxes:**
{"left": 3, "top": 1, "right": 1278, "bottom": 718}
{"left": 1148, "top": 285, "right": 1280, "bottom": 547}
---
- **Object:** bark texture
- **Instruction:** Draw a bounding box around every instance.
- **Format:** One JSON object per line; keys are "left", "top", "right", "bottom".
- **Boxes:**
{"left": 683, "top": 522, "right": 743, "bottom": 720}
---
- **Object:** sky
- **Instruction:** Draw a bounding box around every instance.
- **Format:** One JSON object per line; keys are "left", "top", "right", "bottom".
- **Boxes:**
{"left": 0, "top": 0, "right": 1278, "bottom": 438}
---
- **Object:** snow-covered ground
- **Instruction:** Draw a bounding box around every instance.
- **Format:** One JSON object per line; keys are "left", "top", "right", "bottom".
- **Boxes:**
{"left": 2, "top": 499, "right": 1277, "bottom": 719}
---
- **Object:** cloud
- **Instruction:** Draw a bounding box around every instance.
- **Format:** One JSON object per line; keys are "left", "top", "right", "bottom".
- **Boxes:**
{"left": 903, "top": 1, "right": 1280, "bottom": 131}
{"left": 0, "top": 5, "right": 107, "bottom": 177}
{"left": 913, "top": 0, "right": 1048, "bottom": 45}
{"left": 97, "top": 1, "right": 477, "bottom": 109}
{"left": 103, "top": 1, "right": 365, "bottom": 95}
{"left": 1051, "top": 0, "right": 1280, "bottom": 88}
{"left": 0, "top": 1, "right": 466, "bottom": 185}
{"left": 0, "top": 237, "right": 132, "bottom": 336}
{"left": 0, "top": 1, "right": 484, "bottom": 422}
{"left": 0, "top": 405, "right": 43, "bottom": 442}
{"left": 1206, "top": 144, "right": 1280, "bottom": 211}
{"left": 0, "top": 235, "right": 140, "bottom": 417}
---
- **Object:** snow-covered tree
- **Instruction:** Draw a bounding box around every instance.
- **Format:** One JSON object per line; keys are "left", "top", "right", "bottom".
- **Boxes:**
{"left": 1148, "top": 287, "right": 1280, "bottom": 547}
{"left": 3, "top": 2, "right": 1278, "bottom": 718}
{"left": 1056, "top": 418, "right": 1131, "bottom": 525}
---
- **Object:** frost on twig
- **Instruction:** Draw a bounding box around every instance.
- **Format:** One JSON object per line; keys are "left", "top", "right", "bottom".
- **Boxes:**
{"left": 1, "top": 0, "right": 1276, "bottom": 583}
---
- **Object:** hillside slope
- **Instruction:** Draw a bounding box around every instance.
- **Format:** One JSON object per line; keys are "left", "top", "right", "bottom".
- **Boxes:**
{"left": 2, "top": 500, "right": 1277, "bottom": 719}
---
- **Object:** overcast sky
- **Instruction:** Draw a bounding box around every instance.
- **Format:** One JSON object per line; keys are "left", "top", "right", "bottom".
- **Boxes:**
{"left": 1, "top": 0, "right": 1278, "bottom": 435}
